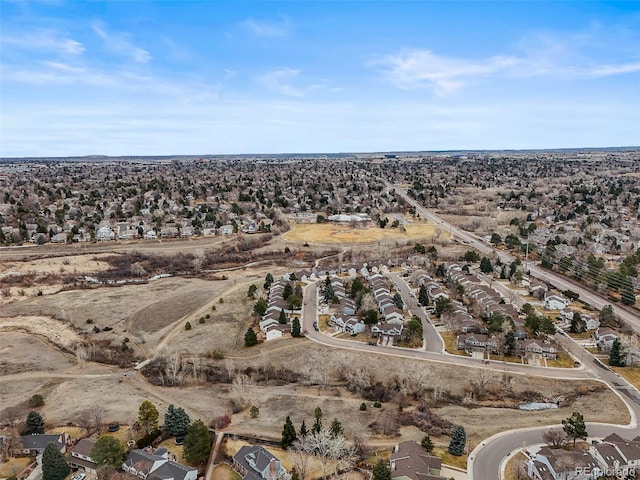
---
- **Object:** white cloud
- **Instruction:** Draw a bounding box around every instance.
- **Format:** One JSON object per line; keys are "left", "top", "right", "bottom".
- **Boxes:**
{"left": 92, "top": 23, "right": 151, "bottom": 63}
{"left": 371, "top": 37, "right": 640, "bottom": 94}
{"left": 370, "top": 49, "right": 521, "bottom": 94}
{"left": 259, "top": 68, "right": 326, "bottom": 97}
{"left": 240, "top": 18, "right": 289, "bottom": 38}
{"left": 1, "top": 30, "right": 84, "bottom": 55}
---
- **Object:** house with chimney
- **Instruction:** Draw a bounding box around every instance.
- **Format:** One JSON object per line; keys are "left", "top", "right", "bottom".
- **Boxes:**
{"left": 67, "top": 438, "right": 97, "bottom": 474}
{"left": 121, "top": 446, "right": 197, "bottom": 480}
{"left": 232, "top": 445, "right": 287, "bottom": 480}
{"left": 389, "top": 441, "right": 446, "bottom": 480}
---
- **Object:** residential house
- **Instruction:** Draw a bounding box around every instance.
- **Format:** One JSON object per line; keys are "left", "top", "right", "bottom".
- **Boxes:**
{"left": 543, "top": 295, "right": 570, "bottom": 311}
{"left": 594, "top": 327, "right": 619, "bottom": 351}
{"left": 96, "top": 225, "right": 115, "bottom": 241}
{"left": 330, "top": 313, "right": 365, "bottom": 334}
{"left": 232, "top": 445, "right": 287, "bottom": 480}
{"left": 218, "top": 225, "right": 234, "bottom": 235}
{"left": 529, "top": 281, "right": 549, "bottom": 299}
{"left": 122, "top": 447, "right": 197, "bottom": 480}
{"left": 590, "top": 433, "right": 640, "bottom": 477}
{"left": 528, "top": 446, "right": 601, "bottom": 480}
{"left": 389, "top": 440, "right": 446, "bottom": 480}
{"left": 371, "top": 322, "right": 403, "bottom": 338}
{"left": 517, "top": 339, "right": 558, "bottom": 360}
{"left": 456, "top": 333, "right": 499, "bottom": 355}
{"left": 67, "top": 438, "right": 97, "bottom": 474}
{"left": 20, "top": 432, "right": 70, "bottom": 463}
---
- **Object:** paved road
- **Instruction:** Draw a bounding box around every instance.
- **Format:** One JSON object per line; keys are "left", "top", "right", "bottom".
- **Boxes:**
{"left": 386, "top": 270, "right": 444, "bottom": 353}
{"left": 302, "top": 274, "right": 640, "bottom": 479}
{"left": 392, "top": 186, "right": 640, "bottom": 330}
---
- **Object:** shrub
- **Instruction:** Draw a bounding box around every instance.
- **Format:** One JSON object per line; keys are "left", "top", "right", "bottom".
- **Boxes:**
{"left": 374, "top": 401, "right": 382, "bottom": 408}
{"left": 219, "top": 298, "right": 224, "bottom": 304}
{"left": 28, "top": 394, "right": 45, "bottom": 408}
{"left": 210, "top": 414, "right": 231, "bottom": 429}
{"left": 198, "top": 317, "right": 205, "bottom": 324}
{"left": 185, "top": 322, "right": 192, "bottom": 330}
{"left": 102, "top": 326, "right": 113, "bottom": 331}
{"left": 205, "top": 350, "right": 225, "bottom": 360}
{"left": 359, "top": 403, "right": 367, "bottom": 411}
{"left": 136, "top": 428, "right": 162, "bottom": 448}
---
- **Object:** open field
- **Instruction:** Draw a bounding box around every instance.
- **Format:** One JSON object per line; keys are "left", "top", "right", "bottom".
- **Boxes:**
{"left": 0, "top": 234, "right": 633, "bottom": 477}
{"left": 282, "top": 221, "right": 447, "bottom": 245}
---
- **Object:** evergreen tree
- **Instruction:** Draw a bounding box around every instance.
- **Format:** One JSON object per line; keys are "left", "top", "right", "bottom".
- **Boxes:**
{"left": 372, "top": 459, "right": 391, "bottom": 480}
{"left": 247, "top": 284, "right": 257, "bottom": 299}
{"left": 609, "top": 338, "right": 626, "bottom": 367}
{"left": 281, "top": 416, "right": 297, "bottom": 449}
{"left": 350, "top": 278, "right": 365, "bottom": 299}
{"left": 448, "top": 425, "right": 466, "bottom": 456}
{"left": 504, "top": 330, "right": 517, "bottom": 357}
{"left": 278, "top": 309, "right": 287, "bottom": 325}
{"left": 164, "top": 404, "right": 191, "bottom": 436}
{"left": 23, "top": 411, "right": 45, "bottom": 434}
{"left": 90, "top": 436, "right": 126, "bottom": 468}
{"left": 299, "top": 420, "right": 308, "bottom": 437}
{"left": 392, "top": 292, "right": 403, "bottom": 310}
{"left": 329, "top": 419, "right": 343, "bottom": 438}
{"left": 570, "top": 312, "right": 585, "bottom": 334}
{"left": 562, "top": 411, "right": 588, "bottom": 447}
{"left": 137, "top": 400, "right": 159, "bottom": 434}
{"left": 244, "top": 327, "right": 258, "bottom": 347}
{"left": 264, "top": 273, "right": 274, "bottom": 289}
{"left": 418, "top": 284, "right": 429, "bottom": 306}
{"left": 324, "top": 276, "right": 335, "bottom": 302}
{"left": 421, "top": 435, "right": 434, "bottom": 454}
{"left": 42, "top": 442, "right": 70, "bottom": 480}
{"left": 291, "top": 317, "right": 301, "bottom": 337}
{"left": 500, "top": 265, "right": 507, "bottom": 279}
{"left": 183, "top": 420, "right": 212, "bottom": 465}
{"left": 250, "top": 406, "right": 259, "bottom": 418}
{"left": 621, "top": 287, "right": 636, "bottom": 306}
{"left": 253, "top": 298, "right": 268, "bottom": 317}
{"left": 479, "top": 257, "right": 493, "bottom": 273}
{"left": 283, "top": 283, "right": 293, "bottom": 300}
{"left": 312, "top": 407, "right": 323, "bottom": 434}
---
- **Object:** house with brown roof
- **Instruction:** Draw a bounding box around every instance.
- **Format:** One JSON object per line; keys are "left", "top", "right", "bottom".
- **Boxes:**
{"left": 527, "top": 446, "right": 602, "bottom": 480}
{"left": 67, "top": 438, "right": 97, "bottom": 474}
{"left": 389, "top": 441, "right": 446, "bottom": 480}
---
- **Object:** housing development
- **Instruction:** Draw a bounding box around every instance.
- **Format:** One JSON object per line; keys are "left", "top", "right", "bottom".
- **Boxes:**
{"left": 0, "top": 149, "right": 639, "bottom": 480}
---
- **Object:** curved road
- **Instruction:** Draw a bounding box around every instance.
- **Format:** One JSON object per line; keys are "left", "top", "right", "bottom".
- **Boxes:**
{"left": 302, "top": 277, "right": 640, "bottom": 479}
{"left": 392, "top": 186, "right": 640, "bottom": 330}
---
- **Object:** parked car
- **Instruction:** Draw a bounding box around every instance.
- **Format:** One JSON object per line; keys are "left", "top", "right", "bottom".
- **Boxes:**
{"left": 108, "top": 422, "right": 120, "bottom": 432}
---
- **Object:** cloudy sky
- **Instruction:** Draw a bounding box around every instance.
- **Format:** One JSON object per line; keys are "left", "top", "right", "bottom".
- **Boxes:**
{"left": 1, "top": 1, "right": 639, "bottom": 156}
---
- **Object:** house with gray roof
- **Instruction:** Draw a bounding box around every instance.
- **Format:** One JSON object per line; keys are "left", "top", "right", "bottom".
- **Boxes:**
{"left": 121, "top": 447, "right": 197, "bottom": 480}
{"left": 232, "top": 445, "right": 287, "bottom": 480}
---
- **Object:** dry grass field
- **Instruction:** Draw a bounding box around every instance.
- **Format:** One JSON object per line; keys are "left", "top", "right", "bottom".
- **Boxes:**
{"left": 282, "top": 221, "right": 447, "bottom": 245}
{"left": 0, "top": 235, "right": 633, "bottom": 476}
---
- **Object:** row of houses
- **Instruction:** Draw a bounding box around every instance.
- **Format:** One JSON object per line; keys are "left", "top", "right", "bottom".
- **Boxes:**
{"left": 259, "top": 280, "right": 293, "bottom": 341}
{"left": 456, "top": 333, "right": 558, "bottom": 359}
{"left": 528, "top": 433, "right": 640, "bottom": 480}
{"left": 19, "top": 434, "right": 196, "bottom": 480}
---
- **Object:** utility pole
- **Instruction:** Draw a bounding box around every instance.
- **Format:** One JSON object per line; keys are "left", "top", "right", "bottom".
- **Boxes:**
{"left": 525, "top": 240, "right": 529, "bottom": 274}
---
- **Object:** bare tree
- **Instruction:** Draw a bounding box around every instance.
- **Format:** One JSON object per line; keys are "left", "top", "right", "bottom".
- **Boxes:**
{"left": 224, "top": 359, "right": 236, "bottom": 382}
{"left": 231, "top": 374, "right": 255, "bottom": 410}
{"left": 92, "top": 405, "right": 105, "bottom": 435}
{"left": 165, "top": 352, "right": 183, "bottom": 386}
{"left": 297, "top": 430, "right": 356, "bottom": 480}
{"left": 288, "top": 441, "right": 313, "bottom": 480}
{"left": 542, "top": 429, "right": 567, "bottom": 448}
{"left": 75, "top": 343, "right": 88, "bottom": 368}
{"left": 468, "top": 369, "right": 496, "bottom": 401}
{"left": 344, "top": 368, "right": 371, "bottom": 395}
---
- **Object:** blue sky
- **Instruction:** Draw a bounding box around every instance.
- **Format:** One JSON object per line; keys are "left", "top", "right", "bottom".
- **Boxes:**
{"left": 1, "top": 1, "right": 639, "bottom": 156}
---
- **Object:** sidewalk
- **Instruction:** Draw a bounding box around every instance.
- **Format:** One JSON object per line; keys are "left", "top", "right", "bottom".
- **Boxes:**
{"left": 441, "top": 465, "right": 468, "bottom": 480}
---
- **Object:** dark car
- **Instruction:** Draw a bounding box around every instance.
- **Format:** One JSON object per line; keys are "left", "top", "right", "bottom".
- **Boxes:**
{"left": 107, "top": 422, "right": 120, "bottom": 432}
{"left": 367, "top": 341, "right": 377, "bottom": 346}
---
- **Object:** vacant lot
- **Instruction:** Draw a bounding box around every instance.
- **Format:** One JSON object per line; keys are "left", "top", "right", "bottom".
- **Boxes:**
{"left": 282, "top": 222, "right": 446, "bottom": 245}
